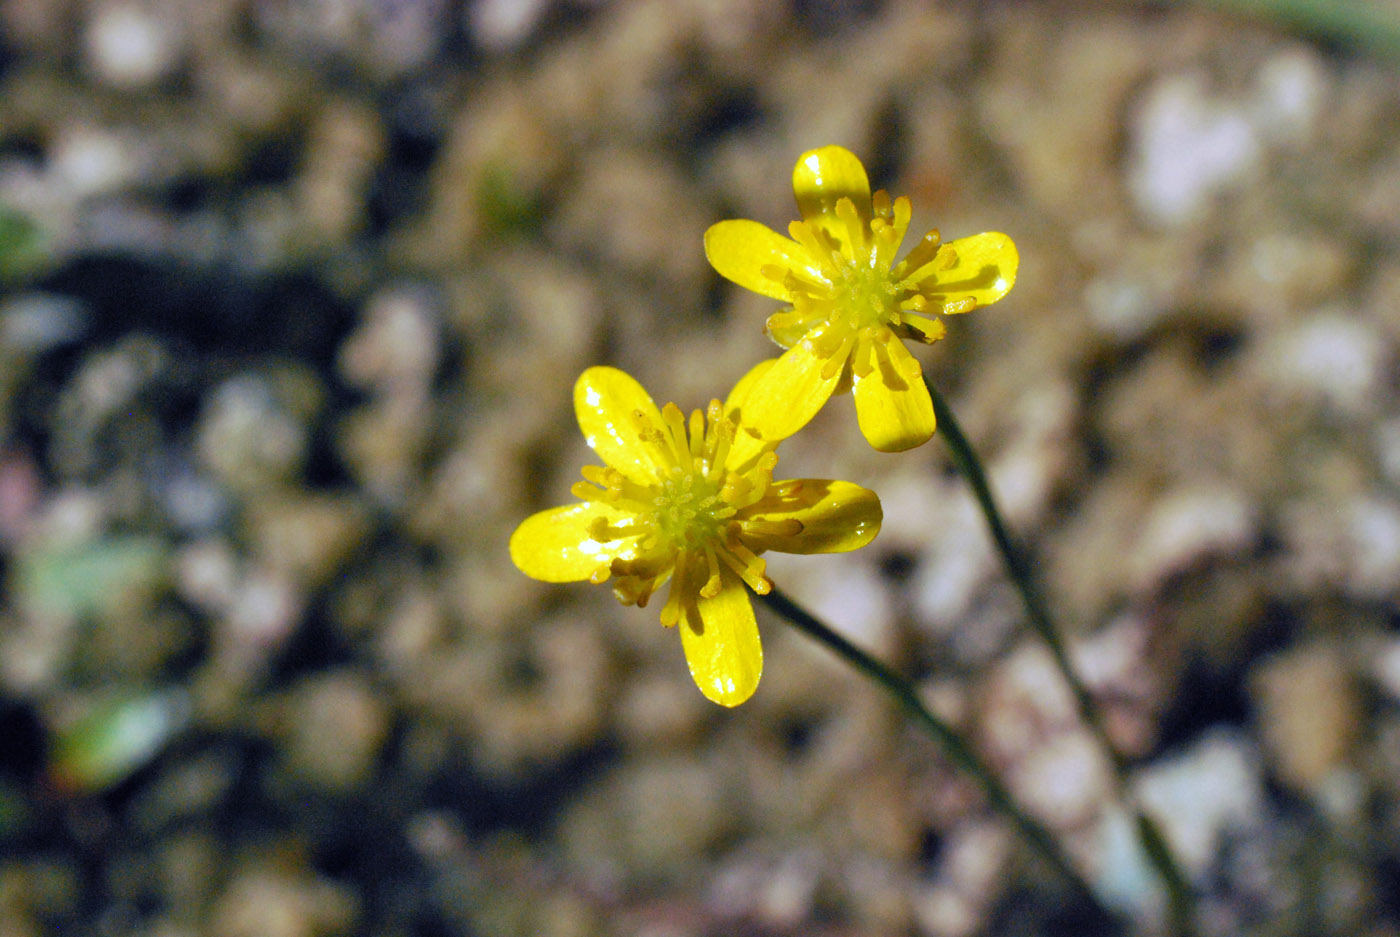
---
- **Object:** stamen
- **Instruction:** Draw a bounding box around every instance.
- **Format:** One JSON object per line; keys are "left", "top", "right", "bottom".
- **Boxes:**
{"left": 767, "top": 309, "right": 809, "bottom": 333}
{"left": 781, "top": 261, "right": 836, "bottom": 295}
{"left": 850, "top": 336, "right": 874, "bottom": 379}
{"left": 717, "top": 542, "right": 771, "bottom": 595}
{"left": 759, "top": 262, "right": 788, "bottom": 286}
{"left": 720, "top": 472, "right": 753, "bottom": 506}
{"left": 659, "top": 561, "right": 685, "bottom": 625}
{"left": 890, "top": 196, "right": 912, "bottom": 243}
{"left": 580, "top": 464, "right": 612, "bottom": 485}
{"left": 789, "top": 220, "right": 831, "bottom": 268}
{"left": 700, "top": 546, "right": 723, "bottom": 598}
{"left": 688, "top": 408, "right": 705, "bottom": 461}
{"left": 660, "top": 403, "right": 690, "bottom": 465}
{"left": 742, "top": 518, "right": 804, "bottom": 538}
{"left": 570, "top": 481, "right": 606, "bottom": 501}
{"left": 871, "top": 334, "right": 907, "bottom": 390}
{"left": 834, "top": 197, "right": 866, "bottom": 259}
{"left": 820, "top": 332, "right": 855, "bottom": 380}
{"left": 895, "top": 229, "right": 943, "bottom": 278}
{"left": 629, "top": 408, "right": 672, "bottom": 472}
{"left": 707, "top": 403, "right": 732, "bottom": 479}
{"left": 895, "top": 313, "right": 947, "bottom": 345}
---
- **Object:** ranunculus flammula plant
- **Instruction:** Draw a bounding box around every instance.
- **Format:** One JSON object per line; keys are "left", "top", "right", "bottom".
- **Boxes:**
{"left": 705, "top": 145, "right": 1018, "bottom": 452}
{"left": 509, "top": 362, "right": 882, "bottom": 706}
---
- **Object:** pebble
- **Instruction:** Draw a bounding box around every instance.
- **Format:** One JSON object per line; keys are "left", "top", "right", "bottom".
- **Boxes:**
{"left": 468, "top": 0, "right": 550, "bottom": 52}
{"left": 1128, "top": 71, "right": 1262, "bottom": 227}
{"left": 196, "top": 375, "right": 312, "bottom": 494}
{"left": 0, "top": 293, "right": 87, "bottom": 355}
{"left": 245, "top": 493, "right": 371, "bottom": 591}
{"left": 85, "top": 1, "right": 182, "bottom": 89}
{"left": 1255, "top": 310, "right": 1389, "bottom": 417}
{"left": 1095, "top": 728, "right": 1263, "bottom": 914}
{"left": 277, "top": 672, "right": 390, "bottom": 794}
{"left": 1128, "top": 484, "right": 1257, "bottom": 592}
{"left": 1250, "top": 643, "right": 1360, "bottom": 795}
{"left": 210, "top": 866, "right": 359, "bottom": 937}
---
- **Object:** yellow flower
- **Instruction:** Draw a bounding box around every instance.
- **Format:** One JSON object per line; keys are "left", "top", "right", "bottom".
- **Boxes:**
{"left": 510, "top": 362, "right": 883, "bottom": 707}
{"left": 704, "top": 145, "right": 1018, "bottom": 452}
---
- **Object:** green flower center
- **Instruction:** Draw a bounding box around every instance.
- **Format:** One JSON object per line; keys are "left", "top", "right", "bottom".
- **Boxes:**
{"left": 652, "top": 465, "right": 728, "bottom": 550}
{"left": 831, "top": 254, "right": 902, "bottom": 331}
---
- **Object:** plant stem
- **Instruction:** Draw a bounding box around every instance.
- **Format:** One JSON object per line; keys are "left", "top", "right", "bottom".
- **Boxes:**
{"left": 757, "top": 587, "right": 1116, "bottom": 929}
{"left": 925, "top": 378, "right": 1198, "bottom": 937}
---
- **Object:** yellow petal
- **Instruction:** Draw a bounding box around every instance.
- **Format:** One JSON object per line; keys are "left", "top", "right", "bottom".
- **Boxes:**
{"left": 743, "top": 342, "right": 843, "bottom": 444}
{"left": 574, "top": 367, "right": 664, "bottom": 484}
{"left": 743, "top": 480, "right": 882, "bottom": 554}
{"left": 509, "top": 502, "right": 635, "bottom": 582}
{"left": 765, "top": 311, "right": 810, "bottom": 349}
{"left": 678, "top": 567, "right": 762, "bottom": 707}
{"left": 792, "top": 145, "right": 872, "bottom": 223}
{"left": 907, "top": 232, "right": 1018, "bottom": 310}
{"left": 852, "top": 343, "right": 936, "bottom": 452}
{"left": 704, "top": 220, "right": 811, "bottom": 301}
{"left": 722, "top": 359, "right": 777, "bottom": 470}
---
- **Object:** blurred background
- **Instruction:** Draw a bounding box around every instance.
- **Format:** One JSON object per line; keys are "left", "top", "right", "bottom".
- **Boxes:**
{"left": 2, "top": 0, "right": 1400, "bottom": 934}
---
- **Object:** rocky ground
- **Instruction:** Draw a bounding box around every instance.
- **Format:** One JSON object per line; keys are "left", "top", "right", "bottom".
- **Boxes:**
{"left": 2, "top": 1, "right": 1400, "bottom": 935}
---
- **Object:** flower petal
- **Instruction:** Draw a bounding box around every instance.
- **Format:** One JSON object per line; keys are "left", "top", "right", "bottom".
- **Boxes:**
{"left": 509, "top": 502, "right": 635, "bottom": 582}
{"left": 742, "top": 341, "right": 843, "bottom": 444}
{"left": 792, "top": 145, "right": 872, "bottom": 223}
{"left": 574, "top": 367, "right": 665, "bottom": 484}
{"left": 852, "top": 343, "right": 936, "bottom": 452}
{"left": 678, "top": 567, "right": 762, "bottom": 707}
{"left": 908, "top": 232, "right": 1018, "bottom": 310}
{"left": 744, "top": 480, "right": 882, "bottom": 554}
{"left": 723, "top": 358, "right": 778, "bottom": 470}
{"left": 704, "top": 220, "right": 811, "bottom": 301}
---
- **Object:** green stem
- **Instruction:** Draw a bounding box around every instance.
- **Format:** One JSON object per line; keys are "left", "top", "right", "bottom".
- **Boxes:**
{"left": 757, "top": 587, "right": 1115, "bottom": 928}
{"left": 925, "top": 379, "right": 1198, "bottom": 937}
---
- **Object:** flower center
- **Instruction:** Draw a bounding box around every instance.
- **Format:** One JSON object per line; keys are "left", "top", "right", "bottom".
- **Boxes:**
{"left": 570, "top": 399, "right": 779, "bottom": 618}
{"left": 653, "top": 466, "right": 726, "bottom": 550}
{"left": 832, "top": 254, "right": 902, "bottom": 331}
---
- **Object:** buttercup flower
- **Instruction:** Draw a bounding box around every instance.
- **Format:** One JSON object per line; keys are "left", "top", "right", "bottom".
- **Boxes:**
{"left": 510, "top": 362, "right": 882, "bottom": 707}
{"left": 705, "top": 145, "right": 1018, "bottom": 452}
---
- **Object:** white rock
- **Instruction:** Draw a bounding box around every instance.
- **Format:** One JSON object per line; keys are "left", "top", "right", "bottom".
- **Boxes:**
{"left": 1251, "top": 48, "right": 1326, "bottom": 146}
{"left": 766, "top": 553, "right": 894, "bottom": 655}
{"left": 1371, "top": 639, "right": 1400, "bottom": 704}
{"left": 911, "top": 491, "right": 996, "bottom": 626}
{"left": 1257, "top": 309, "right": 1388, "bottom": 415}
{"left": 1094, "top": 728, "right": 1264, "bottom": 914}
{"left": 1128, "top": 72, "right": 1262, "bottom": 226}
{"left": 85, "top": 2, "right": 180, "bottom": 89}
{"left": 469, "top": 0, "right": 550, "bottom": 52}
{"left": 1130, "top": 485, "right": 1257, "bottom": 590}
{"left": 1344, "top": 494, "right": 1400, "bottom": 598}
{"left": 51, "top": 126, "right": 137, "bottom": 199}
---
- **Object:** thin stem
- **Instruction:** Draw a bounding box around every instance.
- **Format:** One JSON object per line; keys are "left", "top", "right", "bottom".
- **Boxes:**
{"left": 757, "top": 587, "right": 1116, "bottom": 930}
{"left": 925, "top": 378, "right": 1198, "bottom": 937}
